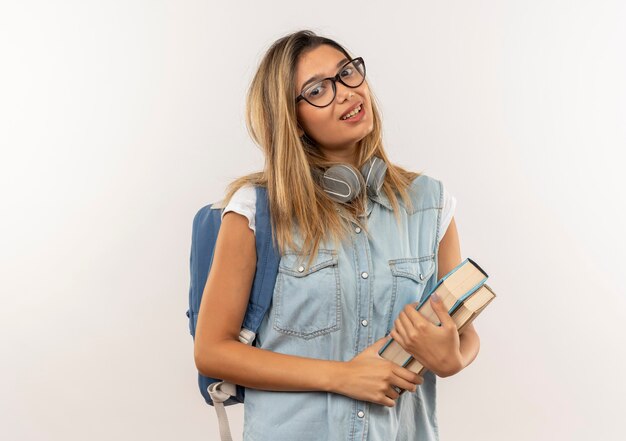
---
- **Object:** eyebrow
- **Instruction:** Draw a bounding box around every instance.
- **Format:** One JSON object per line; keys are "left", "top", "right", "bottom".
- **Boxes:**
{"left": 300, "top": 57, "right": 349, "bottom": 91}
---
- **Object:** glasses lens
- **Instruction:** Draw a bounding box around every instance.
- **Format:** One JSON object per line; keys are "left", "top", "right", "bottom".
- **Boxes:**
{"left": 302, "top": 59, "right": 366, "bottom": 107}
{"left": 340, "top": 59, "right": 366, "bottom": 87}
{"left": 303, "top": 79, "right": 335, "bottom": 107}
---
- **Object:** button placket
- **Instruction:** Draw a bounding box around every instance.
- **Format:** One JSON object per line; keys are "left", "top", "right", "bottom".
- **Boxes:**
{"left": 352, "top": 215, "right": 372, "bottom": 439}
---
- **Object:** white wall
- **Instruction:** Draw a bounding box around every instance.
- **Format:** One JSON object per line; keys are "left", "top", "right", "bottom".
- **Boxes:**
{"left": 1, "top": 1, "right": 624, "bottom": 440}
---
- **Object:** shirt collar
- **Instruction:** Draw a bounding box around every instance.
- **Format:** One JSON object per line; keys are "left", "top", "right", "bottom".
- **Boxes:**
{"left": 362, "top": 191, "right": 393, "bottom": 217}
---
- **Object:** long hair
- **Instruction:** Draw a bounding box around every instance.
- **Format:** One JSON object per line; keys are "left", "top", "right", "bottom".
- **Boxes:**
{"left": 219, "top": 29, "right": 422, "bottom": 271}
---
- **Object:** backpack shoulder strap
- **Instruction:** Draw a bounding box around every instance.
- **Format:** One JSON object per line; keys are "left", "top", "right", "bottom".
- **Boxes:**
{"left": 242, "top": 185, "right": 280, "bottom": 334}
{"left": 187, "top": 202, "right": 220, "bottom": 337}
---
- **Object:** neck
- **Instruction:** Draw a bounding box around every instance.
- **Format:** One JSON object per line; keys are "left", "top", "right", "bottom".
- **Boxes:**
{"left": 321, "top": 142, "right": 358, "bottom": 167}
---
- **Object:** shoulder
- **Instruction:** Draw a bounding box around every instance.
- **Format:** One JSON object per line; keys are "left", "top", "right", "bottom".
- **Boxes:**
{"left": 224, "top": 184, "right": 257, "bottom": 207}
{"left": 438, "top": 184, "right": 457, "bottom": 243}
{"left": 402, "top": 174, "right": 458, "bottom": 244}
{"left": 401, "top": 174, "right": 444, "bottom": 214}
{"left": 232, "top": 183, "right": 256, "bottom": 202}
{"left": 220, "top": 184, "right": 257, "bottom": 235}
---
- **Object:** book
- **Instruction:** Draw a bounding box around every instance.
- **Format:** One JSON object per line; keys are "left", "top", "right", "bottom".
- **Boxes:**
{"left": 378, "top": 258, "right": 496, "bottom": 380}
{"left": 403, "top": 283, "right": 497, "bottom": 375}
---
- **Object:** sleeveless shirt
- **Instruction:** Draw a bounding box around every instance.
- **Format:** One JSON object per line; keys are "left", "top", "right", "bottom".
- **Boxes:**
{"left": 220, "top": 174, "right": 450, "bottom": 441}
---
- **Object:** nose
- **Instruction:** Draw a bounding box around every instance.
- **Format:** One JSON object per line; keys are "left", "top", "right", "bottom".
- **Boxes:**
{"left": 335, "top": 82, "right": 354, "bottom": 102}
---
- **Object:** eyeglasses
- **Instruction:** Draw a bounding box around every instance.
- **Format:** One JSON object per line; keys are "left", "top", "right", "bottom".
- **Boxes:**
{"left": 296, "top": 57, "right": 366, "bottom": 108}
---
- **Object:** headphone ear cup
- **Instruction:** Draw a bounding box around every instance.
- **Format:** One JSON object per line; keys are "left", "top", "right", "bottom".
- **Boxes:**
{"left": 360, "top": 156, "right": 387, "bottom": 197}
{"left": 319, "top": 164, "right": 363, "bottom": 203}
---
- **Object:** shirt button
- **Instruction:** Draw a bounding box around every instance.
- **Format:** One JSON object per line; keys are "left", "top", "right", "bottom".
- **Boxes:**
{"left": 361, "top": 319, "right": 368, "bottom": 327}
{"left": 298, "top": 265, "right": 305, "bottom": 273}
{"left": 357, "top": 410, "right": 365, "bottom": 418}
{"left": 419, "top": 273, "right": 424, "bottom": 280}
{"left": 355, "top": 226, "right": 361, "bottom": 233}
{"left": 361, "top": 272, "right": 369, "bottom": 279}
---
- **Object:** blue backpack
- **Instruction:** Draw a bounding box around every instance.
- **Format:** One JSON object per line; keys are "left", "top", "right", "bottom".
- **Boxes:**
{"left": 186, "top": 185, "right": 280, "bottom": 438}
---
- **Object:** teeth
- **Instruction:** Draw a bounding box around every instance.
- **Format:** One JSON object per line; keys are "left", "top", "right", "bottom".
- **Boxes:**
{"left": 341, "top": 105, "right": 362, "bottom": 120}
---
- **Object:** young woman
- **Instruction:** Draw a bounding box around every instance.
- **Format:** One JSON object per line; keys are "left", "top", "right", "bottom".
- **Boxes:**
{"left": 194, "top": 29, "right": 481, "bottom": 441}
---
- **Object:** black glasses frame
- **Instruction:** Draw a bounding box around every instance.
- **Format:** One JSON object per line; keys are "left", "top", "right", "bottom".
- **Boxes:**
{"left": 295, "top": 57, "right": 366, "bottom": 108}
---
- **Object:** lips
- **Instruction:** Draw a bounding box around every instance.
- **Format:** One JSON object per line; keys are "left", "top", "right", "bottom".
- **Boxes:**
{"left": 339, "top": 101, "right": 363, "bottom": 119}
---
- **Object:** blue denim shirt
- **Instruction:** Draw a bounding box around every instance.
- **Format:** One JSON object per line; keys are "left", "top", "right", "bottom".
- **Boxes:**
{"left": 244, "top": 174, "right": 444, "bottom": 441}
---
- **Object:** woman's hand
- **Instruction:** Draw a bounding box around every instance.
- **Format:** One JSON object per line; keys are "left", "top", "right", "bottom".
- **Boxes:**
{"left": 335, "top": 336, "right": 424, "bottom": 407}
{"left": 389, "top": 293, "right": 463, "bottom": 378}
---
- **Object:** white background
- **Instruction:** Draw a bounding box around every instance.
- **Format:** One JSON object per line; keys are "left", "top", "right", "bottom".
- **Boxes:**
{"left": 1, "top": 1, "right": 624, "bottom": 440}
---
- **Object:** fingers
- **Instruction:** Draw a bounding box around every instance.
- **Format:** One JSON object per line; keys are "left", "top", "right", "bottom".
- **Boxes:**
{"left": 386, "top": 386, "right": 401, "bottom": 400}
{"left": 393, "top": 366, "right": 424, "bottom": 386}
{"left": 396, "top": 311, "right": 412, "bottom": 337}
{"left": 390, "top": 313, "right": 407, "bottom": 347}
{"left": 386, "top": 378, "right": 419, "bottom": 405}
{"left": 393, "top": 377, "right": 419, "bottom": 393}
{"left": 384, "top": 396, "right": 396, "bottom": 407}
{"left": 429, "top": 293, "right": 457, "bottom": 328}
{"left": 403, "top": 302, "right": 429, "bottom": 327}
{"left": 401, "top": 299, "right": 456, "bottom": 332}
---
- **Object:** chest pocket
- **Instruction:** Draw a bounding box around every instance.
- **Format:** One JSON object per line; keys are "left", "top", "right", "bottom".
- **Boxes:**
{"left": 273, "top": 249, "right": 342, "bottom": 340}
{"left": 385, "top": 255, "right": 436, "bottom": 334}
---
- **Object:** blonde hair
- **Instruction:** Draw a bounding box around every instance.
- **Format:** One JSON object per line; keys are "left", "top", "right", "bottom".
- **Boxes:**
{"left": 221, "top": 29, "right": 422, "bottom": 271}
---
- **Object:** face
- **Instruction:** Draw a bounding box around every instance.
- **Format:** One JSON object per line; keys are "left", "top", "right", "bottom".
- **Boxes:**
{"left": 295, "top": 45, "right": 374, "bottom": 163}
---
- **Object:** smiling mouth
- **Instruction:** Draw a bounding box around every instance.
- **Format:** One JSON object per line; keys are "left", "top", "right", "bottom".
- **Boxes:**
{"left": 340, "top": 104, "right": 363, "bottom": 120}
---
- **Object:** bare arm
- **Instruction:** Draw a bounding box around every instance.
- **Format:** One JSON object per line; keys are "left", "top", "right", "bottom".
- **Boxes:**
{"left": 193, "top": 210, "right": 342, "bottom": 393}
{"left": 437, "top": 216, "right": 481, "bottom": 374}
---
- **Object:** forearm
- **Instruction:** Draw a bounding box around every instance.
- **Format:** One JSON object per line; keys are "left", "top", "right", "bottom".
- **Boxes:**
{"left": 195, "top": 339, "right": 343, "bottom": 393}
{"left": 458, "top": 329, "right": 480, "bottom": 370}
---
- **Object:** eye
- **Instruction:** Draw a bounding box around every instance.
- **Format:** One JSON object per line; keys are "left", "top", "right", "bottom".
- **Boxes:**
{"left": 340, "top": 67, "right": 354, "bottom": 78}
{"left": 306, "top": 82, "right": 327, "bottom": 98}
